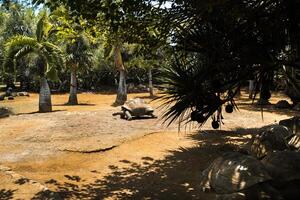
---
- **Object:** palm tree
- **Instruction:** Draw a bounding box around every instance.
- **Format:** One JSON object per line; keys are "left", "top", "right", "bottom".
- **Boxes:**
{"left": 158, "top": 0, "right": 300, "bottom": 128}
{"left": 4, "top": 14, "right": 63, "bottom": 112}
{"left": 65, "top": 34, "right": 93, "bottom": 105}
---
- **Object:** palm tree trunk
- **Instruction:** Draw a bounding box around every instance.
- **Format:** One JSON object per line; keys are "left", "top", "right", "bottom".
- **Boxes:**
{"left": 114, "top": 44, "right": 127, "bottom": 105}
{"left": 258, "top": 77, "right": 272, "bottom": 105}
{"left": 39, "top": 77, "right": 52, "bottom": 112}
{"left": 148, "top": 68, "right": 154, "bottom": 97}
{"left": 68, "top": 69, "right": 78, "bottom": 105}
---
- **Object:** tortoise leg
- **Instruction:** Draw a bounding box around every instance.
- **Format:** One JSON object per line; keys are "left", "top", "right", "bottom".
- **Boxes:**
{"left": 112, "top": 112, "right": 123, "bottom": 116}
{"left": 125, "top": 110, "right": 132, "bottom": 120}
{"left": 120, "top": 112, "right": 126, "bottom": 119}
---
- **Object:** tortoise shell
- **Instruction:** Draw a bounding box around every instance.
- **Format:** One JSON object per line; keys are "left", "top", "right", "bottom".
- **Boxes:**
{"left": 261, "top": 151, "right": 300, "bottom": 184}
{"left": 200, "top": 152, "right": 271, "bottom": 194}
{"left": 250, "top": 127, "right": 289, "bottom": 159}
{"left": 121, "top": 98, "right": 154, "bottom": 117}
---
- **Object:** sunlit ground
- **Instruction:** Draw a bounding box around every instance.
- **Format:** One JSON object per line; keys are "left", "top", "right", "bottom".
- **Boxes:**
{"left": 0, "top": 90, "right": 297, "bottom": 199}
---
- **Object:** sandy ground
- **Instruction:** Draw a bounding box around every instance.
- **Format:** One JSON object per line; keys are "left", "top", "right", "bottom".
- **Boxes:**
{"left": 0, "top": 91, "right": 298, "bottom": 199}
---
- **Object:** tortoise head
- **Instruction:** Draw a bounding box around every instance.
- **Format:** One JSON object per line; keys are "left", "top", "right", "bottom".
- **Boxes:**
{"left": 145, "top": 105, "right": 154, "bottom": 114}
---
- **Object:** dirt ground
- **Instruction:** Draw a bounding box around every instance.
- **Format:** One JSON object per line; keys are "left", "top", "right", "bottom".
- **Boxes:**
{"left": 0, "top": 91, "right": 298, "bottom": 199}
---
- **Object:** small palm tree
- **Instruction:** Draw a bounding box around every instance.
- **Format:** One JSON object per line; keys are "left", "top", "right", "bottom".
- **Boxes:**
{"left": 4, "top": 14, "right": 64, "bottom": 112}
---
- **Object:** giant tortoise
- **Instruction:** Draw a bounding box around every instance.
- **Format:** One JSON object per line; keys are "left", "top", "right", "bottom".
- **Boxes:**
{"left": 200, "top": 152, "right": 283, "bottom": 200}
{"left": 249, "top": 125, "right": 291, "bottom": 159}
{"left": 113, "top": 98, "right": 156, "bottom": 120}
{"left": 261, "top": 151, "right": 300, "bottom": 200}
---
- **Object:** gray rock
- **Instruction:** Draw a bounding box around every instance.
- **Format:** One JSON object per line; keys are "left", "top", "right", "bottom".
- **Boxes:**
{"left": 275, "top": 100, "right": 290, "bottom": 109}
{"left": 0, "top": 107, "right": 11, "bottom": 118}
{"left": 17, "top": 92, "right": 30, "bottom": 97}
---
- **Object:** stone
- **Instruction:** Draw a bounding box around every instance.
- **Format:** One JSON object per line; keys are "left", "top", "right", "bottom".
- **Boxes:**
{"left": 7, "top": 96, "right": 14, "bottom": 100}
{"left": 275, "top": 100, "right": 290, "bottom": 109}
{"left": 0, "top": 107, "right": 11, "bottom": 118}
{"left": 17, "top": 92, "right": 30, "bottom": 97}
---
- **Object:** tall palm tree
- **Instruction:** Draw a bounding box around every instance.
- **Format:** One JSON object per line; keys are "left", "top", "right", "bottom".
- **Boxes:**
{"left": 65, "top": 34, "right": 93, "bottom": 105}
{"left": 4, "top": 14, "right": 64, "bottom": 112}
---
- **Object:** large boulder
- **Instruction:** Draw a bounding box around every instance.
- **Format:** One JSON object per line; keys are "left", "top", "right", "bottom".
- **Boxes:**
{"left": 0, "top": 107, "right": 12, "bottom": 118}
{"left": 7, "top": 96, "right": 14, "bottom": 100}
{"left": 275, "top": 100, "right": 291, "bottom": 109}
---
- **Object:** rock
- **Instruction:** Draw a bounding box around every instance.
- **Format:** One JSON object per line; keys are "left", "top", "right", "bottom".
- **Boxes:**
{"left": 0, "top": 107, "right": 11, "bottom": 118}
{"left": 275, "top": 100, "right": 290, "bottom": 109}
{"left": 7, "top": 96, "right": 14, "bottom": 100}
{"left": 17, "top": 92, "right": 30, "bottom": 97}
{"left": 0, "top": 94, "right": 5, "bottom": 101}
{"left": 279, "top": 117, "right": 300, "bottom": 135}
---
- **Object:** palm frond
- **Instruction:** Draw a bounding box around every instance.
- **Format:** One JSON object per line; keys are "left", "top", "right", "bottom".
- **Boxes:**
{"left": 36, "top": 13, "right": 51, "bottom": 42}
{"left": 4, "top": 35, "right": 38, "bottom": 72}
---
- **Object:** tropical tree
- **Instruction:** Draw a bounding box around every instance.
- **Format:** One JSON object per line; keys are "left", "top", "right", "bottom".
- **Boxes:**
{"left": 50, "top": 7, "right": 94, "bottom": 105}
{"left": 4, "top": 14, "right": 63, "bottom": 112}
{"left": 34, "top": 0, "right": 169, "bottom": 105}
{"left": 0, "top": 1, "right": 35, "bottom": 89}
{"left": 157, "top": 0, "right": 300, "bottom": 127}
{"left": 65, "top": 34, "right": 93, "bottom": 104}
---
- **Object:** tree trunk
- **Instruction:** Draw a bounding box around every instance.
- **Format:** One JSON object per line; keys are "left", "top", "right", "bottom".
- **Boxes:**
{"left": 39, "top": 77, "right": 52, "bottom": 112}
{"left": 258, "top": 77, "right": 272, "bottom": 105}
{"left": 114, "top": 44, "right": 127, "bottom": 105}
{"left": 148, "top": 68, "right": 154, "bottom": 97}
{"left": 68, "top": 69, "right": 78, "bottom": 105}
{"left": 249, "top": 80, "right": 255, "bottom": 99}
{"left": 116, "top": 69, "right": 127, "bottom": 105}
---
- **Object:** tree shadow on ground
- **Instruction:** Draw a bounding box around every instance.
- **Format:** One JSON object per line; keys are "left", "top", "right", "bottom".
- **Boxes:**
{"left": 238, "top": 103, "right": 300, "bottom": 117}
{"left": 0, "top": 189, "right": 16, "bottom": 200}
{"left": 236, "top": 95, "right": 300, "bottom": 117}
{"left": 133, "top": 94, "right": 159, "bottom": 100}
{"left": 30, "top": 129, "right": 257, "bottom": 200}
{"left": 15, "top": 110, "right": 67, "bottom": 116}
{"left": 53, "top": 103, "right": 96, "bottom": 106}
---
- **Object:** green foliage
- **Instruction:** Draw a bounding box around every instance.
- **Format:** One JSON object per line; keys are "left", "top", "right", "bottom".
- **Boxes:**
{"left": 3, "top": 14, "right": 64, "bottom": 81}
{"left": 156, "top": 0, "right": 300, "bottom": 127}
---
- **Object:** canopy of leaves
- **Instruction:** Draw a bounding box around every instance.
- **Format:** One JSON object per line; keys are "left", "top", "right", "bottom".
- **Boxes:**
{"left": 158, "top": 0, "right": 300, "bottom": 126}
{"left": 4, "top": 14, "right": 64, "bottom": 81}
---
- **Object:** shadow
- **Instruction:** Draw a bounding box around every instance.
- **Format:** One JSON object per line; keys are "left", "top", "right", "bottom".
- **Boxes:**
{"left": 53, "top": 103, "right": 96, "bottom": 106}
{"left": 237, "top": 102, "right": 300, "bottom": 117}
{"left": 30, "top": 130, "right": 260, "bottom": 200}
{"left": 111, "top": 102, "right": 122, "bottom": 107}
{"left": 15, "top": 110, "right": 66, "bottom": 116}
{"left": 0, "top": 189, "right": 16, "bottom": 200}
{"left": 234, "top": 91, "right": 300, "bottom": 117}
{"left": 133, "top": 95, "right": 159, "bottom": 100}
{"left": 14, "top": 178, "right": 30, "bottom": 185}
